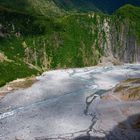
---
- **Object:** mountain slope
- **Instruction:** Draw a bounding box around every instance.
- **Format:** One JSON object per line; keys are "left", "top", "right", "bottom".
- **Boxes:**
{"left": 53, "top": 0, "right": 140, "bottom": 13}
{"left": 53, "top": 0, "right": 99, "bottom": 12}
{"left": 0, "top": 2, "right": 140, "bottom": 86}
{"left": 1, "top": 0, "right": 140, "bottom": 15}
{"left": 116, "top": 4, "right": 140, "bottom": 42}
{"left": 0, "top": 0, "right": 64, "bottom": 17}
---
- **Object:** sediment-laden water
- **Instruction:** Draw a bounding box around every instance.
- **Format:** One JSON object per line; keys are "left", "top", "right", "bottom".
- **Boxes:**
{"left": 0, "top": 64, "right": 140, "bottom": 140}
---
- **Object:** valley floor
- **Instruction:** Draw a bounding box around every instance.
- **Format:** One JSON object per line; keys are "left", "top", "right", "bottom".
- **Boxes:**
{"left": 0, "top": 64, "right": 140, "bottom": 140}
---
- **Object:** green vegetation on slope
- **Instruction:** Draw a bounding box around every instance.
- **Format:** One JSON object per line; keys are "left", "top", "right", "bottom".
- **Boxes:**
{"left": 0, "top": 0, "right": 31, "bottom": 13}
{"left": 0, "top": 0, "right": 64, "bottom": 17}
{"left": 0, "top": 61, "right": 37, "bottom": 87}
{"left": 116, "top": 4, "right": 140, "bottom": 43}
{"left": 53, "top": 0, "right": 99, "bottom": 12}
{"left": 0, "top": 2, "right": 140, "bottom": 86}
{"left": 0, "top": 7, "right": 105, "bottom": 85}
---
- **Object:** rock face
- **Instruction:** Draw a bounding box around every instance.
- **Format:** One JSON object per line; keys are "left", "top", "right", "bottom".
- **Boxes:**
{"left": 110, "top": 24, "right": 140, "bottom": 63}
{"left": 85, "top": 8, "right": 140, "bottom": 65}
{"left": 114, "top": 78, "right": 140, "bottom": 101}
{"left": 97, "top": 16, "right": 140, "bottom": 64}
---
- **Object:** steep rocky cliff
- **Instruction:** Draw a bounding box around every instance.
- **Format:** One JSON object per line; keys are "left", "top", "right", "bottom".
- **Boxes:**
{"left": 109, "top": 5, "right": 140, "bottom": 63}
{"left": 90, "top": 4, "right": 140, "bottom": 64}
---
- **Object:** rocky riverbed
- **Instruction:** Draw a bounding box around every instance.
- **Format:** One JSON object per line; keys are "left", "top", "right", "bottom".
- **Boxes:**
{"left": 0, "top": 64, "right": 140, "bottom": 140}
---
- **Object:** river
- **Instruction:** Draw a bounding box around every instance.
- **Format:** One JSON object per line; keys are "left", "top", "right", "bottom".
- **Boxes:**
{"left": 0, "top": 64, "right": 140, "bottom": 140}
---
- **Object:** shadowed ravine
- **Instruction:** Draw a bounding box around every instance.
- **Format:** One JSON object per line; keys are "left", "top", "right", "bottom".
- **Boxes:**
{"left": 0, "top": 64, "right": 140, "bottom": 140}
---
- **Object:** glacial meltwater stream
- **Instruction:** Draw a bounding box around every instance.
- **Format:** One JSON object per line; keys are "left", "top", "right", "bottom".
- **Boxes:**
{"left": 0, "top": 64, "right": 140, "bottom": 140}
